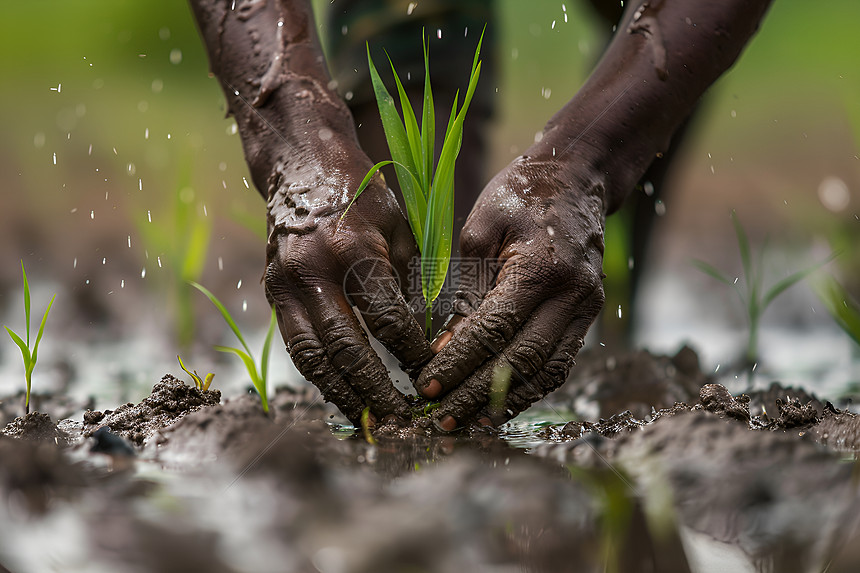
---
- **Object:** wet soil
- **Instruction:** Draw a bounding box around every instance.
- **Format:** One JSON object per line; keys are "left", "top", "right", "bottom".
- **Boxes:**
{"left": 1, "top": 347, "right": 860, "bottom": 573}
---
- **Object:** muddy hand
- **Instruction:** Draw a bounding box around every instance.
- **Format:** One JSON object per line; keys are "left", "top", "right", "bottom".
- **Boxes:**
{"left": 189, "top": 0, "right": 431, "bottom": 425}
{"left": 415, "top": 155, "right": 606, "bottom": 431}
{"left": 265, "top": 166, "right": 432, "bottom": 425}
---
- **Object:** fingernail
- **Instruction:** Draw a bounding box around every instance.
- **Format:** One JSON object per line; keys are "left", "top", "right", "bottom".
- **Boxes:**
{"left": 421, "top": 378, "right": 442, "bottom": 399}
{"left": 435, "top": 415, "right": 458, "bottom": 432}
{"left": 430, "top": 330, "right": 453, "bottom": 354}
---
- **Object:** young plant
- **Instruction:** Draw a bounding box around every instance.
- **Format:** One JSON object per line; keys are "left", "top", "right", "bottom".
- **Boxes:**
{"left": 341, "top": 29, "right": 484, "bottom": 335}
{"left": 190, "top": 282, "right": 276, "bottom": 412}
{"left": 4, "top": 261, "right": 55, "bottom": 415}
{"left": 693, "top": 211, "right": 834, "bottom": 368}
{"left": 177, "top": 354, "right": 215, "bottom": 391}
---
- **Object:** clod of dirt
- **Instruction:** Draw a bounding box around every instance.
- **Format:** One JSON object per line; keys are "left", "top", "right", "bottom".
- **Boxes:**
{"left": 551, "top": 345, "right": 711, "bottom": 419}
{"left": 698, "top": 383, "right": 751, "bottom": 422}
{"left": 1, "top": 411, "right": 70, "bottom": 444}
{"left": 82, "top": 375, "right": 221, "bottom": 447}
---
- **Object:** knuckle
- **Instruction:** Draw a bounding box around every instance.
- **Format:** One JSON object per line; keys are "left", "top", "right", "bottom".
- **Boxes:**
{"left": 324, "top": 323, "right": 374, "bottom": 372}
{"left": 508, "top": 334, "right": 551, "bottom": 377}
{"left": 287, "top": 333, "right": 327, "bottom": 380}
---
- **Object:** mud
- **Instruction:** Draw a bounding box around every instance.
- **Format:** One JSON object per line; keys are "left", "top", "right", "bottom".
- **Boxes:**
{"left": 2, "top": 348, "right": 860, "bottom": 572}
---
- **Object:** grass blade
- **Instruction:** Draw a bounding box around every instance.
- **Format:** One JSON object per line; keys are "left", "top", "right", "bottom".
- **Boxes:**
{"left": 215, "top": 345, "right": 268, "bottom": 411}
{"left": 5, "top": 327, "right": 31, "bottom": 368}
{"left": 387, "top": 52, "right": 424, "bottom": 191}
{"left": 260, "top": 308, "right": 276, "bottom": 392}
{"left": 190, "top": 282, "right": 253, "bottom": 358}
{"left": 761, "top": 253, "right": 836, "bottom": 310}
{"left": 21, "top": 261, "right": 31, "bottom": 346}
{"left": 420, "top": 31, "right": 435, "bottom": 191}
{"left": 177, "top": 354, "right": 204, "bottom": 389}
{"left": 341, "top": 160, "right": 423, "bottom": 229}
{"left": 368, "top": 45, "right": 427, "bottom": 247}
{"left": 29, "top": 294, "right": 55, "bottom": 381}
{"left": 691, "top": 259, "right": 734, "bottom": 285}
{"left": 731, "top": 211, "right": 753, "bottom": 291}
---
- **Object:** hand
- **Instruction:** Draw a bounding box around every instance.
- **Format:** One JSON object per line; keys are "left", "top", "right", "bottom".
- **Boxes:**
{"left": 414, "top": 154, "right": 606, "bottom": 430}
{"left": 263, "top": 144, "right": 432, "bottom": 425}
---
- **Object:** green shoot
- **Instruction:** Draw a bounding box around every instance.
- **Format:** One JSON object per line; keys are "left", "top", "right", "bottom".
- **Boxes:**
{"left": 693, "top": 211, "right": 835, "bottom": 369}
{"left": 360, "top": 406, "right": 377, "bottom": 445}
{"left": 190, "top": 282, "right": 276, "bottom": 412}
{"left": 815, "top": 277, "right": 860, "bottom": 347}
{"left": 177, "top": 354, "right": 215, "bottom": 391}
{"left": 341, "top": 29, "right": 484, "bottom": 335}
{"left": 4, "top": 261, "right": 55, "bottom": 415}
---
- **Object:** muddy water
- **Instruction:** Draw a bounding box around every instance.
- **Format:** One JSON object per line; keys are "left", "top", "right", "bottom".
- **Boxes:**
{"left": 3, "top": 347, "right": 860, "bottom": 572}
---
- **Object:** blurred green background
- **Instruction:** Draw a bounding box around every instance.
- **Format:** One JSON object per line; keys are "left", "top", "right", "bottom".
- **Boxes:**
{"left": 0, "top": 0, "right": 858, "bottom": 403}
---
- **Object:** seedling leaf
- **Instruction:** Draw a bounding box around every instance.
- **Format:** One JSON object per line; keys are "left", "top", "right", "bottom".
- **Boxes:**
{"left": 190, "top": 281, "right": 253, "bottom": 358}
{"left": 260, "top": 308, "right": 277, "bottom": 391}
{"left": 761, "top": 253, "right": 836, "bottom": 310}
{"left": 691, "top": 259, "right": 734, "bottom": 285}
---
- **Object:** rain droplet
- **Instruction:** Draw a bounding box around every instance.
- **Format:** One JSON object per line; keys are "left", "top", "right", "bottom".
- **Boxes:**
{"left": 53, "top": 152, "right": 57, "bottom": 165}
{"left": 147, "top": 210, "right": 152, "bottom": 222}
{"left": 169, "top": 48, "right": 183, "bottom": 65}
{"left": 407, "top": 2, "right": 416, "bottom": 15}
{"left": 90, "top": 210, "right": 95, "bottom": 219}
{"left": 437, "top": 28, "right": 442, "bottom": 39}
{"left": 141, "top": 267, "right": 146, "bottom": 278}
{"left": 218, "top": 257, "right": 224, "bottom": 271}
{"left": 128, "top": 235, "right": 132, "bottom": 248}
{"left": 145, "top": 128, "right": 149, "bottom": 139}
{"left": 617, "top": 305, "right": 622, "bottom": 318}
{"left": 237, "top": 279, "right": 242, "bottom": 289}
{"left": 73, "top": 258, "right": 77, "bottom": 269}
{"left": 242, "top": 300, "right": 248, "bottom": 312}
{"left": 243, "top": 177, "right": 250, "bottom": 189}
{"left": 157, "top": 256, "right": 162, "bottom": 268}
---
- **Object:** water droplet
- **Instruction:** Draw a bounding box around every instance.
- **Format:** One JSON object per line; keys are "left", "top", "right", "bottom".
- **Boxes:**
{"left": 157, "top": 256, "right": 162, "bottom": 268}
{"left": 53, "top": 152, "right": 57, "bottom": 165}
{"left": 152, "top": 79, "right": 164, "bottom": 93}
{"left": 73, "top": 258, "right": 77, "bottom": 269}
{"left": 128, "top": 235, "right": 132, "bottom": 248}
{"left": 437, "top": 28, "right": 442, "bottom": 39}
{"left": 147, "top": 210, "right": 151, "bottom": 223}
{"left": 277, "top": 20, "right": 283, "bottom": 27}
{"left": 90, "top": 210, "right": 95, "bottom": 219}
{"left": 714, "top": 364, "right": 721, "bottom": 373}
{"left": 102, "top": 257, "right": 106, "bottom": 265}
{"left": 654, "top": 200, "right": 666, "bottom": 216}
{"left": 407, "top": 2, "right": 416, "bottom": 15}
{"left": 243, "top": 177, "right": 250, "bottom": 189}
{"left": 617, "top": 305, "right": 622, "bottom": 318}
{"left": 237, "top": 279, "right": 242, "bottom": 289}
{"left": 242, "top": 300, "right": 248, "bottom": 312}
{"left": 546, "top": 225, "right": 555, "bottom": 236}
{"left": 141, "top": 267, "right": 146, "bottom": 278}
{"left": 552, "top": 20, "right": 556, "bottom": 29}
{"left": 218, "top": 257, "right": 224, "bottom": 271}
{"left": 145, "top": 128, "right": 149, "bottom": 139}
{"left": 169, "top": 48, "right": 182, "bottom": 65}
{"left": 643, "top": 181, "right": 654, "bottom": 196}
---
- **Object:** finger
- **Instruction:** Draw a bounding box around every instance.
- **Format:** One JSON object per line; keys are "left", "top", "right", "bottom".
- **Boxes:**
{"left": 415, "top": 255, "right": 564, "bottom": 398}
{"left": 342, "top": 255, "right": 432, "bottom": 378}
{"left": 302, "top": 281, "right": 411, "bottom": 420}
{"left": 272, "top": 293, "right": 367, "bottom": 424}
{"left": 494, "top": 308, "right": 599, "bottom": 423}
{"left": 428, "top": 291, "right": 592, "bottom": 430}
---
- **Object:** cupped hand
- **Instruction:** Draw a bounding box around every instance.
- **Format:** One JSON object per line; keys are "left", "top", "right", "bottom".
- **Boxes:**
{"left": 414, "top": 153, "right": 606, "bottom": 430}
{"left": 263, "top": 148, "right": 432, "bottom": 425}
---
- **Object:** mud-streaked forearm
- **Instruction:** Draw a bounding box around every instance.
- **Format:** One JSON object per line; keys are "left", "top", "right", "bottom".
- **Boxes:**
{"left": 532, "top": 0, "right": 774, "bottom": 214}
{"left": 189, "top": 0, "right": 364, "bottom": 201}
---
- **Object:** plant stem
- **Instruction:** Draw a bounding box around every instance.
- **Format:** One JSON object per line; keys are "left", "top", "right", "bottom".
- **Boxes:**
{"left": 425, "top": 304, "right": 432, "bottom": 339}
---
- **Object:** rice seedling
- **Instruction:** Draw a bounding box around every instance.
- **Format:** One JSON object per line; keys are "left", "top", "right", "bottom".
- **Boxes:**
{"left": 815, "top": 276, "right": 860, "bottom": 347}
{"left": 190, "top": 282, "right": 276, "bottom": 412}
{"left": 4, "top": 261, "right": 55, "bottom": 415}
{"left": 693, "top": 211, "right": 834, "bottom": 368}
{"left": 341, "top": 29, "right": 484, "bottom": 335}
{"left": 176, "top": 354, "right": 215, "bottom": 391}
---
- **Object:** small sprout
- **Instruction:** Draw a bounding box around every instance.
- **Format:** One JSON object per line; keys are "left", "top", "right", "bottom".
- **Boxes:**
{"left": 692, "top": 211, "right": 835, "bottom": 371}
{"left": 177, "top": 354, "right": 215, "bottom": 391}
{"left": 815, "top": 276, "right": 860, "bottom": 347}
{"left": 4, "top": 261, "right": 55, "bottom": 415}
{"left": 488, "top": 364, "right": 512, "bottom": 421}
{"left": 341, "top": 28, "right": 484, "bottom": 336}
{"left": 190, "top": 282, "right": 276, "bottom": 412}
{"left": 360, "top": 406, "right": 377, "bottom": 445}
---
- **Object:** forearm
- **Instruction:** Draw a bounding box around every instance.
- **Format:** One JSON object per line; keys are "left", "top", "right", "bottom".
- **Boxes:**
{"left": 189, "top": 0, "right": 363, "bottom": 201}
{"left": 533, "top": 0, "right": 774, "bottom": 214}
